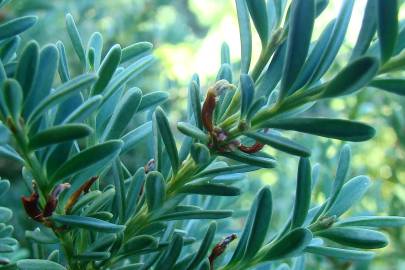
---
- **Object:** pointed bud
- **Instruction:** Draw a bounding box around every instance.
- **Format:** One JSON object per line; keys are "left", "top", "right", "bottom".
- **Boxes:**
{"left": 21, "top": 190, "right": 42, "bottom": 221}
{"left": 64, "top": 176, "right": 97, "bottom": 214}
{"left": 209, "top": 233, "right": 237, "bottom": 268}
{"left": 43, "top": 183, "right": 71, "bottom": 217}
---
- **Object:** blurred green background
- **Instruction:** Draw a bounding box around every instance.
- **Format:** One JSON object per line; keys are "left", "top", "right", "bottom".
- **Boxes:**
{"left": 0, "top": 0, "right": 404, "bottom": 269}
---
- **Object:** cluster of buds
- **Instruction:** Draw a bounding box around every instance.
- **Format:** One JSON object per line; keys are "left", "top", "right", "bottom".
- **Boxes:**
{"left": 208, "top": 233, "right": 237, "bottom": 269}
{"left": 21, "top": 176, "right": 98, "bottom": 228}
{"left": 22, "top": 181, "right": 71, "bottom": 227}
{"left": 201, "top": 80, "right": 265, "bottom": 154}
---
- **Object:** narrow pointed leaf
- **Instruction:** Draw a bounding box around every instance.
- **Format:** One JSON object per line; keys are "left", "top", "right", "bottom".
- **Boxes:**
{"left": 87, "top": 32, "right": 103, "bottom": 70}
{"left": 25, "top": 228, "right": 59, "bottom": 244}
{"left": 246, "top": 132, "right": 310, "bottom": 157}
{"left": 29, "top": 124, "right": 93, "bottom": 150}
{"left": 263, "top": 228, "right": 312, "bottom": 260}
{"left": 63, "top": 95, "right": 102, "bottom": 124}
{"left": 1, "top": 39, "right": 20, "bottom": 62}
{"left": 221, "top": 42, "right": 231, "bottom": 65}
{"left": 82, "top": 188, "right": 115, "bottom": 216}
{"left": 240, "top": 74, "right": 255, "bottom": 118}
{"left": 244, "top": 187, "right": 273, "bottom": 259}
{"left": 0, "top": 207, "right": 12, "bottom": 223}
{"left": 156, "top": 210, "right": 233, "bottom": 221}
{"left": 23, "top": 44, "right": 58, "bottom": 117}
{"left": 112, "top": 160, "right": 126, "bottom": 223}
{"left": 0, "top": 179, "right": 10, "bottom": 198}
{"left": 51, "top": 140, "right": 123, "bottom": 182}
{"left": 15, "top": 41, "right": 39, "bottom": 98}
{"left": 177, "top": 122, "right": 209, "bottom": 143}
{"left": 28, "top": 74, "right": 98, "bottom": 124}
{"left": 236, "top": 0, "right": 252, "bottom": 73}
{"left": 325, "top": 144, "right": 351, "bottom": 211}
{"left": 2, "top": 79, "right": 22, "bottom": 120}
{"left": 317, "top": 227, "right": 388, "bottom": 249}
{"left": 154, "top": 107, "right": 179, "bottom": 173}
{"left": 115, "top": 264, "right": 144, "bottom": 270}
{"left": 305, "top": 246, "right": 374, "bottom": 260}
{"left": 335, "top": 216, "right": 405, "bottom": 228}
{"left": 74, "top": 252, "right": 110, "bottom": 261}
{"left": 155, "top": 234, "right": 184, "bottom": 270}
{"left": 310, "top": 0, "right": 354, "bottom": 83}
{"left": 319, "top": 56, "right": 379, "bottom": 99}
{"left": 290, "top": 20, "right": 336, "bottom": 93}
{"left": 190, "top": 143, "right": 211, "bottom": 164}
{"left": 350, "top": 0, "right": 377, "bottom": 60}
{"left": 256, "top": 41, "right": 287, "bottom": 98}
{"left": 0, "top": 60, "right": 5, "bottom": 85}
{"left": 86, "top": 234, "right": 117, "bottom": 252}
{"left": 246, "top": 96, "right": 266, "bottom": 121}
{"left": 0, "top": 16, "right": 37, "bottom": 41}
{"left": 246, "top": 0, "right": 268, "bottom": 45}
{"left": 121, "top": 42, "right": 153, "bottom": 64}
{"left": 145, "top": 171, "right": 166, "bottom": 211}
{"left": 16, "top": 259, "right": 66, "bottom": 270}
{"left": 92, "top": 44, "right": 122, "bottom": 95}
{"left": 188, "top": 80, "right": 203, "bottom": 129}
{"left": 326, "top": 176, "right": 371, "bottom": 217}
{"left": 121, "top": 121, "right": 152, "bottom": 153}
{"left": 0, "top": 124, "right": 9, "bottom": 145}
{"left": 180, "top": 183, "right": 240, "bottom": 196}
{"left": 280, "top": 0, "right": 315, "bottom": 98}
{"left": 102, "top": 55, "right": 154, "bottom": 104}
{"left": 221, "top": 151, "right": 276, "bottom": 168}
{"left": 377, "top": 0, "right": 398, "bottom": 62}
{"left": 369, "top": 78, "right": 405, "bottom": 96}
{"left": 66, "top": 14, "right": 86, "bottom": 66}
{"left": 262, "top": 118, "right": 375, "bottom": 142}
{"left": 197, "top": 164, "right": 259, "bottom": 178}
{"left": 186, "top": 222, "right": 217, "bottom": 270}
{"left": 56, "top": 41, "right": 71, "bottom": 82}
{"left": 291, "top": 158, "right": 312, "bottom": 229}
{"left": 51, "top": 214, "right": 124, "bottom": 233}
{"left": 0, "top": 145, "right": 23, "bottom": 163}
{"left": 231, "top": 187, "right": 272, "bottom": 262}
{"left": 125, "top": 168, "right": 145, "bottom": 218}
{"left": 138, "top": 91, "right": 169, "bottom": 112}
{"left": 123, "top": 235, "right": 158, "bottom": 253}
{"left": 103, "top": 87, "right": 142, "bottom": 140}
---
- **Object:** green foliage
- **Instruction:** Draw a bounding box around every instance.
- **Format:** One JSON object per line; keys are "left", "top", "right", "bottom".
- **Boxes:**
{"left": 0, "top": 0, "right": 404, "bottom": 270}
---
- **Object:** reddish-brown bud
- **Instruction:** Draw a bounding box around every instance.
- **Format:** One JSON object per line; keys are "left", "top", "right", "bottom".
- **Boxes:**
{"left": 43, "top": 183, "right": 70, "bottom": 217}
{"left": 202, "top": 80, "right": 234, "bottom": 133}
{"left": 65, "top": 176, "right": 97, "bottom": 214}
{"left": 238, "top": 141, "right": 265, "bottom": 153}
{"left": 21, "top": 191, "right": 43, "bottom": 222}
{"left": 202, "top": 90, "right": 217, "bottom": 133}
{"left": 209, "top": 233, "right": 237, "bottom": 269}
